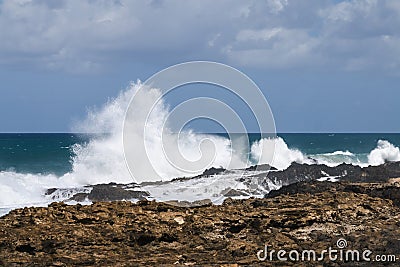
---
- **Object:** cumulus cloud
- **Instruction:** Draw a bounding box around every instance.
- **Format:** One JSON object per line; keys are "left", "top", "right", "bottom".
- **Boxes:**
{"left": 0, "top": 0, "right": 400, "bottom": 73}
{"left": 226, "top": 27, "right": 321, "bottom": 68}
{"left": 0, "top": 0, "right": 236, "bottom": 72}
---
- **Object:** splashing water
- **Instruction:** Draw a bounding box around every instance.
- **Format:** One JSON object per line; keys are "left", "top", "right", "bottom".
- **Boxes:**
{"left": 1, "top": 82, "right": 400, "bottom": 214}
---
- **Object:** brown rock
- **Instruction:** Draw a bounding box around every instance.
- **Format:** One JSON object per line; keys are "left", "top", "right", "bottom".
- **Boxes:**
{"left": 1, "top": 186, "right": 400, "bottom": 266}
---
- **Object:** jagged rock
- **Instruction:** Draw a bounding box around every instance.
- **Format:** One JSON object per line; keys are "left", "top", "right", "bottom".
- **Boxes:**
{"left": 245, "top": 164, "right": 277, "bottom": 171}
{"left": 53, "top": 183, "right": 151, "bottom": 202}
{"left": 3, "top": 162, "right": 400, "bottom": 265}
{"left": 166, "top": 167, "right": 227, "bottom": 183}
{"left": 1, "top": 185, "right": 400, "bottom": 266}
{"left": 69, "top": 193, "right": 87, "bottom": 202}
{"left": 266, "top": 180, "right": 400, "bottom": 208}
{"left": 201, "top": 167, "right": 226, "bottom": 176}
{"left": 264, "top": 161, "right": 400, "bottom": 187}
{"left": 87, "top": 184, "right": 149, "bottom": 201}
{"left": 45, "top": 188, "right": 57, "bottom": 195}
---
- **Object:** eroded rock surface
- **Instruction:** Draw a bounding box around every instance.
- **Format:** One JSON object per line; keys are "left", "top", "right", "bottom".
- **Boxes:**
{"left": 1, "top": 183, "right": 400, "bottom": 266}
{"left": 265, "top": 161, "right": 400, "bottom": 185}
{"left": 3, "top": 162, "right": 400, "bottom": 266}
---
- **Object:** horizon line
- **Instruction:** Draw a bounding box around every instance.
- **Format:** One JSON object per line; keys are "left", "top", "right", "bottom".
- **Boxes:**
{"left": 0, "top": 132, "right": 398, "bottom": 134}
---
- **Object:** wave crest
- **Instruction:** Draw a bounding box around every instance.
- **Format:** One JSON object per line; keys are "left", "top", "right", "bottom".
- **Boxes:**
{"left": 251, "top": 137, "right": 306, "bottom": 170}
{"left": 368, "top": 140, "right": 400, "bottom": 165}
{"left": 1, "top": 83, "right": 400, "bottom": 214}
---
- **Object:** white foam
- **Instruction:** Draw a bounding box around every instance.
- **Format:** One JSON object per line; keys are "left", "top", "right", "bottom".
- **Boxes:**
{"left": 310, "top": 151, "right": 365, "bottom": 167}
{"left": 251, "top": 137, "right": 307, "bottom": 170}
{"left": 317, "top": 176, "right": 340, "bottom": 182}
{"left": 0, "top": 171, "right": 70, "bottom": 216}
{"left": 368, "top": 140, "right": 400, "bottom": 165}
{"left": 0, "top": 82, "right": 255, "bottom": 214}
{"left": 140, "top": 170, "right": 275, "bottom": 204}
{"left": 0, "top": 171, "right": 65, "bottom": 206}
{"left": 325, "top": 150, "right": 354, "bottom": 156}
{"left": 1, "top": 82, "right": 400, "bottom": 216}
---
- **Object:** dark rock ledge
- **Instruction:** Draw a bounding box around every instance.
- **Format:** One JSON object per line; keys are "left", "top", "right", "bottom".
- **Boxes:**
{"left": 45, "top": 183, "right": 150, "bottom": 202}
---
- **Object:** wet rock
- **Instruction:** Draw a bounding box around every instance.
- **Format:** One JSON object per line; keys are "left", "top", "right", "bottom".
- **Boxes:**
{"left": 201, "top": 167, "right": 226, "bottom": 176}
{"left": 263, "top": 161, "right": 400, "bottom": 189}
{"left": 45, "top": 188, "right": 57, "bottom": 195}
{"left": 62, "top": 183, "right": 150, "bottom": 202}
{"left": 87, "top": 184, "right": 149, "bottom": 201}
{"left": 221, "top": 188, "right": 248, "bottom": 197}
{"left": 266, "top": 180, "right": 400, "bottom": 208}
{"left": 245, "top": 164, "right": 277, "bottom": 171}
{"left": 69, "top": 192, "right": 87, "bottom": 202}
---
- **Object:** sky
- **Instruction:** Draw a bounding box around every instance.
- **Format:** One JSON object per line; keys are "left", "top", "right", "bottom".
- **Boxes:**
{"left": 0, "top": 0, "right": 400, "bottom": 133}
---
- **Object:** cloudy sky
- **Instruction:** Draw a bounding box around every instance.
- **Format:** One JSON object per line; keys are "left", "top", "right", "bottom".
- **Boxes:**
{"left": 1, "top": 0, "right": 399, "bottom": 132}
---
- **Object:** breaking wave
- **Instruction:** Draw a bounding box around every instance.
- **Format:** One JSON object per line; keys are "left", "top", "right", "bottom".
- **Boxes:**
{"left": 1, "top": 82, "right": 400, "bottom": 214}
{"left": 368, "top": 140, "right": 400, "bottom": 165}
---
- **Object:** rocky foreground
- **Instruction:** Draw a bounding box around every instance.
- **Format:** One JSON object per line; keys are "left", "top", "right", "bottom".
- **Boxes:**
{"left": 1, "top": 163, "right": 400, "bottom": 266}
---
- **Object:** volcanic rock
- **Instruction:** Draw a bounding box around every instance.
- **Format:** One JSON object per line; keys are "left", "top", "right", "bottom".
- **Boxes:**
{"left": 264, "top": 161, "right": 400, "bottom": 186}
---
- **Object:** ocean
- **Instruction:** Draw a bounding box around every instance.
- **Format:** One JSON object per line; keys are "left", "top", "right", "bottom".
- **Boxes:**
{"left": 1, "top": 133, "right": 400, "bottom": 176}
{"left": 1, "top": 132, "right": 399, "bottom": 215}
{"left": 1, "top": 82, "right": 400, "bottom": 215}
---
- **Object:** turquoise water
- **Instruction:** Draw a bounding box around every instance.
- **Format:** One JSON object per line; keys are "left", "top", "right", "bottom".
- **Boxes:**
{"left": 0, "top": 133, "right": 399, "bottom": 175}
{"left": 279, "top": 133, "right": 400, "bottom": 155}
{"left": 0, "top": 132, "right": 399, "bottom": 216}
{"left": 0, "top": 134, "right": 90, "bottom": 175}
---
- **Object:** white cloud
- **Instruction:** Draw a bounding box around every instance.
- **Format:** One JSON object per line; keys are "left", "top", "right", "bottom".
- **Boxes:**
{"left": 224, "top": 0, "right": 400, "bottom": 72}
{"left": 0, "top": 0, "right": 231, "bottom": 72}
{"left": 320, "top": 0, "right": 376, "bottom": 22}
{"left": 0, "top": 0, "right": 400, "bottom": 73}
{"left": 228, "top": 27, "right": 321, "bottom": 68}
{"left": 266, "top": 0, "right": 288, "bottom": 14}
{"left": 236, "top": 28, "right": 283, "bottom": 42}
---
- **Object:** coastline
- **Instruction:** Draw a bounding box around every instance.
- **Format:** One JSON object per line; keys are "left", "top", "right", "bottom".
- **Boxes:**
{"left": 1, "top": 162, "right": 400, "bottom": 266}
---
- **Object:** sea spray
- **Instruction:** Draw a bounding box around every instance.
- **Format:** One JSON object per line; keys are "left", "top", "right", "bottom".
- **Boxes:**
{"left": 251, "top": 137, "right": 307, "bottom": 170}
{"left": 1, "top": 82, "right": 400, "bottom": 214}
{"left": 368, "top": 140, "right": 400, "bottom": 165}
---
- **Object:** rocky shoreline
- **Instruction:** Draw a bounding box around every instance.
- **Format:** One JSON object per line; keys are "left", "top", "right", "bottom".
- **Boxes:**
{"left": 1, "top": 162, "right": 400, "bottom": 266}
{"left": 43, "top": 162, "right": 400, "bottom": 204}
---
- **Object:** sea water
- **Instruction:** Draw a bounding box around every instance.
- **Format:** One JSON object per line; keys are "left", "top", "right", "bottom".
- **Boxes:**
{"left": 1, "top": 82, "right": 399, "bottom": 215}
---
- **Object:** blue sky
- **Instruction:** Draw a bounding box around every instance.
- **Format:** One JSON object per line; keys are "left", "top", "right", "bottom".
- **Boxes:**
{"left": 0, "top": 0, "right": 399, "bottom": 132}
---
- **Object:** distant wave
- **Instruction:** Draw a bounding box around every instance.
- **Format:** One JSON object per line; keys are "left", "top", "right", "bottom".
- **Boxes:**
{"left": 252, "top": 139, "right": 400, "bottom": 169}
{"left": 324, "top": 150, "right": 354, "bottom": 156}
